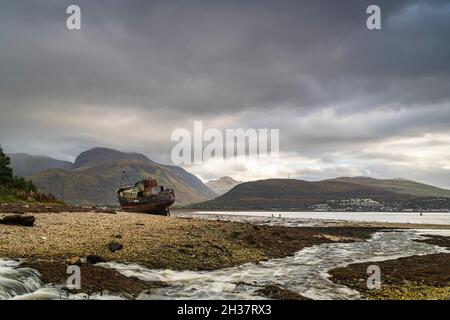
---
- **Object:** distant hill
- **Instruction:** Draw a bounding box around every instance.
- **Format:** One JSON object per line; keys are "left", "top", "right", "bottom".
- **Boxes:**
{"left": 28, "top": 148, "right": 215, "bottom": 206}
{"left": 192, "top": 178, "right": 410, "bottom": 210}
{"left": 72, "top": 147, "right": 152, "bottom": 170}
{"left": 1, "top": 150, "right": 59, "bottom": 204}
{"left": 7, "top": 153, "right": 72, "bottom": 177}
{"left": 164, "top": 164, "right": 216, "bottom": 199}
{"left": 206, "top": 176, "right": 242, "bottom": 196}
{"left": 329, "top": 177, "right": 450, "bottom": 198}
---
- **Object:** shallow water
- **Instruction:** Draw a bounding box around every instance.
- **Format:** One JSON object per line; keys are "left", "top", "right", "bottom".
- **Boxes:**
{"left": 99, "top": 229, "right": 450, "bottom": 300}
{"left": 1, "top": 227, "right": 449, "bottom": 299}
{"left": 0, "top": 259, "right": 43, "bottom": 299}
{"left": 181, "top": 211, "right": 450, "bottom": 226}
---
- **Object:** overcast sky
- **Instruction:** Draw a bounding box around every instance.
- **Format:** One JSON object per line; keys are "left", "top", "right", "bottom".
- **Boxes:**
{"left": 1, "top": 0, "right": 450, "bottom": 187}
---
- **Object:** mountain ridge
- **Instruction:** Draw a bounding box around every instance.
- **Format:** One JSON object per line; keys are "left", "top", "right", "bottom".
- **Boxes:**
{"left": 12, "top": 149, "right": 450, "bottom": 209}
{"left": 206, "top": 176, "right": 242, "bottom": 196}
{"left": 328, "top": 176, "right": 450, "bottom": 198}
{"left": 191, "top": 178, "right": 450, "bottom": 211}
{"left": 72, "top": 147, "right": 153, "bottom": 170}
{"left": 7, "top": 153, "right": 72, "bottom": 177}
{"left": 23, "top": 148, "right": 215, "bottom": 206}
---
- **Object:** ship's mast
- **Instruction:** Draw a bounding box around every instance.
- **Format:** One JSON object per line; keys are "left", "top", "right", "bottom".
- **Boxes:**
{"left": 119, "top": 161, "right": 132, "bottom": 188}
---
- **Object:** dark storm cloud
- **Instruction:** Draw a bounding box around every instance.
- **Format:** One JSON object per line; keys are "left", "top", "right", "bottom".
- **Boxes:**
{"left": 2, "top": 0, "right": 449, "bottom": 112}
{"left": 0, "top": 0, "right": 450, "bottom": 186}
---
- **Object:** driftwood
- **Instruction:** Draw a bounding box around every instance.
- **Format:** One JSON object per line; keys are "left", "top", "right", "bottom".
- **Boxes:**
{"left": 0, "top": 214, "right": 35, "bottom": 227}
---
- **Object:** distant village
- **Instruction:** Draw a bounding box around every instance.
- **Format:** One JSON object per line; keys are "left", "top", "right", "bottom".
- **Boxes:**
{"left": 310, "top": 198, "right": 450, "bottom": 212}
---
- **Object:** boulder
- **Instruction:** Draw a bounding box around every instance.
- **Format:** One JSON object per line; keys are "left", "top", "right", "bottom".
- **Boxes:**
{"left": 65, "top": 256, "right": 82, "bottom": 266}
{"left": 108, "top": 241, "right": 123, "bottom": 252}
{"left": 86, "top": 255, "right": 107, "bottom": 264}
{"left": 0, "top": 214, "right": 35, "bottom": 227}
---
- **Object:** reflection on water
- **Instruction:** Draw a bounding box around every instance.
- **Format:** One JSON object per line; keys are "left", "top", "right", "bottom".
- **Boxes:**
{"left": 1, "top": 225, "right": 449, "bottom": 300}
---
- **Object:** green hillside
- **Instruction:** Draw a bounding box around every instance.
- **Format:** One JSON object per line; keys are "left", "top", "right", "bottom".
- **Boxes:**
{"left": 0, "top": 146, "right": 57, "bottom": 204}
{"left": 329, "top": 177, "right": 450, "bottom": 198}
{"left": 7, "top": 153, "right": 72, "bottom": 177}
{"left": 191, "top": 178, "right": 410, "bottom": 210}
{"left": 0, "top": 191, "right": 21, "bottom": 204}
{"left": 29, "top": 160, "right": 212, "bottom": 205}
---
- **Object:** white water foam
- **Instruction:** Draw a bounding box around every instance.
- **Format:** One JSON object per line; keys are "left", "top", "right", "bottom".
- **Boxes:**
{"left": 99, "top": 229, "right": 450, "bottom": 300}
{"left": 1, "top": 229, "right": 449, "bottom": 300}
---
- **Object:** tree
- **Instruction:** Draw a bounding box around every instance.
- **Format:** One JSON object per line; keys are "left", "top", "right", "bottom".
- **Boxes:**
{"left": 9, "top": 176, "right": 37, "bottom": 192}
{"left": 0, "top": 145, "right": 13, "bottom": 185}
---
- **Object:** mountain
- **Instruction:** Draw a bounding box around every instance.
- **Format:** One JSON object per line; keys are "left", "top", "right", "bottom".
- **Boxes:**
{"left": 192, "top": 178, "right": 410, "bottom": 210}
{"left": 28, "top": 148, "right": 215, "bottom": 206}
{"left": 163, "top": 164, "right": 216, "bottom": 199}
{"left": 329, "top": 177, "right": 450, "bottom": 198}
{"left": 72, "top": 147, "right": 152, "bottom": 170}
{"left": 7, "top": 153, "right": 72, "bottom": 177}
{"left": 206, "top": 176, "right": 242, "bottom": 195}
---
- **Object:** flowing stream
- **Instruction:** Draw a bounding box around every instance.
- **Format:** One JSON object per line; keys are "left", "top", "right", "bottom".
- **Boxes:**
{"left": 101, "top": 229, "right": 450, "bottom": 300}
{"left": 0, "top": 259, "right": 43, "bottom": 299}
{"left": 1, "top": 228, "right": 449, "bottom": 300}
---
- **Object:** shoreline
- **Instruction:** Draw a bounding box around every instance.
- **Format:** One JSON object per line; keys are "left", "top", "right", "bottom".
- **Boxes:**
{"left": 1, "top": 208, "right": 449, "bottom": 299}
{"left": 173, "top": 210, "right": 450, "bottom": 230}
{"left": 0, "top": 211, "right": 385, "bottom": 270}
{"left": 173, "top": 209, "right": 450, "bottom": 229}
{"left": 0, "top": 210, "right": 383, "bottom": 298}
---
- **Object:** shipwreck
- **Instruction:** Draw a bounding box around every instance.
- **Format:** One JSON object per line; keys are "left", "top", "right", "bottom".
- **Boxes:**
{"left": 117, "top": 174, "right": 175, "bottom": 215}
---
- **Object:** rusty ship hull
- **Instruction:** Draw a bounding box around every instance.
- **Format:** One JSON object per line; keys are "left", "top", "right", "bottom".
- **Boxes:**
{"left": 117, "top": 188, "right": 175, "bottom": 215}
